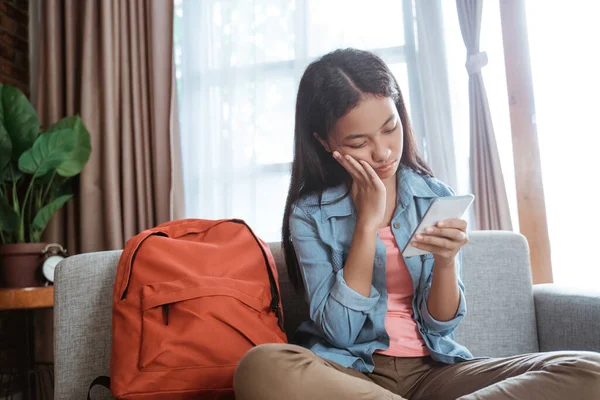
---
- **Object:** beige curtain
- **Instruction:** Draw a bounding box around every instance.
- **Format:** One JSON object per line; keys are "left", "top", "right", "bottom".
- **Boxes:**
{"left": 36, "top": 0, "right": 183, "bottom": 253}
{"left": 456, "top": 0, "right": 512, "bottom": 230}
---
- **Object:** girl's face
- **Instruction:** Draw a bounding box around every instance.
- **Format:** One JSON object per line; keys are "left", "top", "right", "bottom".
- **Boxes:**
{"left": 317, "top": 95, "right": 403, "bottom": 183}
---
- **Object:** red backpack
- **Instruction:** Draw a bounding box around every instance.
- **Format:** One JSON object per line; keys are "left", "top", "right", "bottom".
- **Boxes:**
{"left": 90, "top": 219, "right": 287, "bottom": 399}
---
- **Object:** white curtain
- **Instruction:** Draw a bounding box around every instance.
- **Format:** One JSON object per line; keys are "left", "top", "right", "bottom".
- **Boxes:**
{"left": 412, "top": 0, "right": 458, "bottom": 191}
{"left": 441, "top": 0, "right": 518, "bottom": 230}
{"left": 175, "top": 0, "right": 462, "bottom": 241}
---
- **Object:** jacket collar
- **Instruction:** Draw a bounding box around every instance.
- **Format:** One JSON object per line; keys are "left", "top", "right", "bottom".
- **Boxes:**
{"left": 320, "top": 166, "right": 438, "bottom": 222}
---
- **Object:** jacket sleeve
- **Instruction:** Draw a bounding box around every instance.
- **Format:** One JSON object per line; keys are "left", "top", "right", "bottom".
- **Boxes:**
{"left": 418, "top": 251, "right": 467, "bottom": 336}
{"left": 289, "top": 205, "right": 380, "bottom": 348}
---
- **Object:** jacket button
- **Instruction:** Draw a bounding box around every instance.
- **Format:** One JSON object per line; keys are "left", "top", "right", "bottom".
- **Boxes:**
{"left": 393, "top": 222, "right": 400, "bottom": 229}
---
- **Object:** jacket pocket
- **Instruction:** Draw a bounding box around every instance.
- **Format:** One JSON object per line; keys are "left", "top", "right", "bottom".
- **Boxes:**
{"left": 139, "top": 276, "right": 265, "bottom": 371}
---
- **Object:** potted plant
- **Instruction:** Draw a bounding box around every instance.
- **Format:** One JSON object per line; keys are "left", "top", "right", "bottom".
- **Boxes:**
{"left": 0, "top": 84, "right": 91, "bottom": 287}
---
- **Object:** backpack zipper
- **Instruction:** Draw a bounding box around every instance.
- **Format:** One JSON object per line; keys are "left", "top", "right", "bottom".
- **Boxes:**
{"left": 162, "top": 304, "right": 170, "bottom": 325}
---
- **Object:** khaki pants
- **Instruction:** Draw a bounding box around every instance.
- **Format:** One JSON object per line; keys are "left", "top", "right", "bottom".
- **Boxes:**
{"left": 234, "top": 343, "right": 600, "bottom": 400}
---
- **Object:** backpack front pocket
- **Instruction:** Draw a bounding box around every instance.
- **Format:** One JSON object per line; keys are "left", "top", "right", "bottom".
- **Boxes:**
{"left": 139, "top": 276, "right": 266, "bottom": 371}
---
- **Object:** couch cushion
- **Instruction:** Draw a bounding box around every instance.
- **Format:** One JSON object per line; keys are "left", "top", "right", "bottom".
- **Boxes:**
{"left": 454, "top": 231, "right": 539, "bottom": 357}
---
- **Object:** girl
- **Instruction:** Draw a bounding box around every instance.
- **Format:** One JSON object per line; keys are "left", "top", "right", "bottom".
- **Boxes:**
{"left": 234, "top": 48, "right": 600, "bottom": 400}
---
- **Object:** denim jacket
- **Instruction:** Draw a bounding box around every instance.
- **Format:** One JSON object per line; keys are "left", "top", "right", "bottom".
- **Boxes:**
{"left": 289, "top": 166, "right": 475, "bottom": 373}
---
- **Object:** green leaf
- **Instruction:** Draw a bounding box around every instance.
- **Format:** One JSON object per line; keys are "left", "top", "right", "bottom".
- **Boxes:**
{"left": 0, "top": 123, "right": 11, "bottom": 173}
{"left": 18, "top": 129, "right": 75, "bottom": 177}
{"left": 0, "top": 195, "right": 18, "bottom": 232}
{"left": 0, "top": 84, "right": 40, "bottom": 161}
{"left": 47, "top": 115, "right": 92, "bottom": 177}
{"left": 31, "top": 194, "right": 72, "bottom": 233}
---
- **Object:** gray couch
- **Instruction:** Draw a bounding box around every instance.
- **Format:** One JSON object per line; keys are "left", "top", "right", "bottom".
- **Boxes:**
{"left": 54, "top": 231, "right": 600, "bottom": 399}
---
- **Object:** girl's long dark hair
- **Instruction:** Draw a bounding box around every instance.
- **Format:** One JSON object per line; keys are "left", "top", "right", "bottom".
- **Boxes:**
{"left": 282, "top": 48, "right": 433, "bottom": 294}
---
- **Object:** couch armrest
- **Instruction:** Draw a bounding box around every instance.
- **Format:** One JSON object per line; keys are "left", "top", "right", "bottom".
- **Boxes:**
{"left": 534, "top": 284, "right": 600, "bottom": 353}
{"left": 54, "top": 250, "right": 121, "bottom": 400}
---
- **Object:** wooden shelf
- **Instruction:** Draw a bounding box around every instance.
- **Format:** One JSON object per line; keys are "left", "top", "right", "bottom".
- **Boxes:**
{"left": 0, "top": 286, "right": 54, "bottom": 310}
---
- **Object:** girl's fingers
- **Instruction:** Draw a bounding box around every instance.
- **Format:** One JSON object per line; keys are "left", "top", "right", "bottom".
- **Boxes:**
{"left": 332, "top": 152, "right": 386, "bottom": 189}
{"left": 437, "top": 218, "right": 468, "bottom": 232}
{"left": 344, "top": 154, "right": 370, "bottom": 183}
{"left": 414, "top": 234, "right": 454, "bottom": 250}
{"left": 423, "top": 226, "right": 468, "bottom": 243}
{"left": 409, "top": 242, "right": 454, "bottom": 259}
{"left": 359, "top": 160, "right": 385, "bottom": 187}
{"left": 333, "top": 151, "right": 362, "bottom": 182}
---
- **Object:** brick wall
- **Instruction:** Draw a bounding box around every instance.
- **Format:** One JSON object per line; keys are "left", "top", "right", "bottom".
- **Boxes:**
{"left": 0, "top": 0, "right": 29, "bottom": 94}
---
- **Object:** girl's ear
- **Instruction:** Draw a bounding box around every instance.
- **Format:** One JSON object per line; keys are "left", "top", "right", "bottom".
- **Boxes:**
{"left": 313, "top": 132, "right": 332, "bottom": 152}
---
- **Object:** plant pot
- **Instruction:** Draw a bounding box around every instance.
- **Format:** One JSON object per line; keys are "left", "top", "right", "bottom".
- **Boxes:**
{"left": 0, "top": 243, "right": 47, "bottom": 288}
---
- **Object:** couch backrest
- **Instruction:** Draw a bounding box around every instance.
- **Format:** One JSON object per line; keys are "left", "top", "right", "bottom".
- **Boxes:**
{"left": 270, "top": 230, "right": 539, "bottom": 355}
{"left": 54, "top": 231, "right": 539, "bottom": 400}
{"left": 454, "top": 231, "right": 539, "bottom": 356}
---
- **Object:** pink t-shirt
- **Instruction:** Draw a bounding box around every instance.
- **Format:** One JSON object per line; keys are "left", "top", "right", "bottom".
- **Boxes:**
{"left": 375, "top": 226, "right": 429, "bottom": 357}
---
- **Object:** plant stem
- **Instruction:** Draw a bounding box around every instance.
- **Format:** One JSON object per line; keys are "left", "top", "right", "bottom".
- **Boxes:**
{"left": 18, "top": 175, "right": 36, "bottom": 243}
{"left": 35, "top": 186, "right": 42, "bottom": 210}
{"left": 41, "top": 171, "right": 56, "bottom": 207}
{"left": 10, "top": 166, "right": 19, "bottom": 211}
{"left": 28, "top": 186, "right": 40, "bottom": 242}
{"left": 11, "top": 180, "right": 17, "bottom": 207}
{"left": 28, "top": 186, "right": 35, "bottom": 239}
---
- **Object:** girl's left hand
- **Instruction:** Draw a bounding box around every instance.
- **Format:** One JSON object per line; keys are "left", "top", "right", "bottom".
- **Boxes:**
{"left": 411, "top": 218, "right": 468, "bottom": 268}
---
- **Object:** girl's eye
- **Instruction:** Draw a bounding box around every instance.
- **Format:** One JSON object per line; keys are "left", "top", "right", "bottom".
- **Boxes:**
{"left": 349, "top": 142, "right": 367, "bottom": 149}
{"left": 384, "top": 124, "right": 398, "bottom": 134}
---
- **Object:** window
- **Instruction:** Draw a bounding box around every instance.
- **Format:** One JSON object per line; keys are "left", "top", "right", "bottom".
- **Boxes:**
{"left": 525, "top": 0, "right": 600, "bottom": 289}
{"left": 174, "top": 0, "right": 426, "bottom": 241}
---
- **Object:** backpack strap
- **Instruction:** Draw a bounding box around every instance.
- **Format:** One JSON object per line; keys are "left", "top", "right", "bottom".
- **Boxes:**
{"left": 117, "top": 228, "right": 168, "bottom": 300}
{"left": 87, "top": 376, "right": 111, "bottom": 400}
{"left": 232, "top": 219, "right": 285, "bottom": 331}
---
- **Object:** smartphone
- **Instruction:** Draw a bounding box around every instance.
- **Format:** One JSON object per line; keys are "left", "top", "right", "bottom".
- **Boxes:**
{"left": 402, "top": 194, "right": 475, "bottom": 257}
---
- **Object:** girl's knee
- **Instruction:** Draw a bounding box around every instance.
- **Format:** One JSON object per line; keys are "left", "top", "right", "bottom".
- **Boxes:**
{"left": 576, "top": 352, "right": 600, "bottom": 393}
{"left": 235, "top": 344, "right": 285, "bottom": 378}
{"left": 543, "top": 351, "right": 600, "bottom": 391}
{"left": 551, "top": 351, "right": 600, "bottom": 370}
{"left": 580, "top": 351, "right": 600, "bottom": 368}
{"left": 234, "top": 344, "right": 309, "bottom": 397}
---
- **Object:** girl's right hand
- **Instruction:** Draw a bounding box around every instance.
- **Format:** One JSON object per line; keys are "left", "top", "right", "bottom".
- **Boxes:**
{"left": 333, "top": 151, "right": 386, "bottom": 231}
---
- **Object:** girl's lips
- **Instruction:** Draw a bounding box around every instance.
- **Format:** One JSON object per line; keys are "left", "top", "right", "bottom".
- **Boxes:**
{"left": 375, "top": 160, "right": 396, "bottom": 173}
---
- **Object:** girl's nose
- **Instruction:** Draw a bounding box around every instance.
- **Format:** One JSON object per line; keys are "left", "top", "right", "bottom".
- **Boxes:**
{"left": 373, "top": 147, "right": 392, "bottom": 163}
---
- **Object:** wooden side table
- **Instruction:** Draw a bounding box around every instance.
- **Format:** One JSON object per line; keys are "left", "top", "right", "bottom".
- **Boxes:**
{"left": 0, "top": 287, "right": 54, "bottom": 310}
{"left": 0, "top": 287, "right": 54, "bottom": 400}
